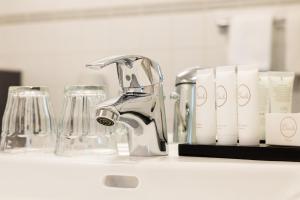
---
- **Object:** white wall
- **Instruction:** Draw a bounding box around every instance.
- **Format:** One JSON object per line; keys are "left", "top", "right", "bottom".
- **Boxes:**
{"left": 0, "top": 0, "right": 299, "bottom": 132}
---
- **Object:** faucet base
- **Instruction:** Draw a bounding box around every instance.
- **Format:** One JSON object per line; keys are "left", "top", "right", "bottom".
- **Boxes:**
{"left": 121, "top": 114, "right": 168, "bottom": 156}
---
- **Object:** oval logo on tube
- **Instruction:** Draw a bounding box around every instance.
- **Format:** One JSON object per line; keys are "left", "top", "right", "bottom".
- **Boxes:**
{"left": 238, "top": 84, "right": 251, "bottom": 106}
{"left": 197, "top": 85, "right": 207, "bottom": 106}
{"left": 280, "top": 117, "right": 297, "bottom": 138}
{"left": 216, "top": 85, "right": 227, "bottom": 107}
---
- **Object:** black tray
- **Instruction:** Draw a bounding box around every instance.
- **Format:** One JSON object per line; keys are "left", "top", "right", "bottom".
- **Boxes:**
{"left": 178, "top": 144, "right": 300, "bottom": 162}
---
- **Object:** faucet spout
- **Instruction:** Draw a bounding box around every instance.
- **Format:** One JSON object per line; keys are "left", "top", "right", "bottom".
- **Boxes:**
{"left": 96, "top": 86, "right": 168, "bottom": 156}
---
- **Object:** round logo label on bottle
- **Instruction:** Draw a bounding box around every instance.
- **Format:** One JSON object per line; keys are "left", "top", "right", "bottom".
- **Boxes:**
{"left": 280, "top": 117, "right": 297, "bottom": 138}
{"left": 216, "top": 85, "right": 227, "bottom": 107}
{"left": 197, "top": 85, "right": 207, "bottom": 106}
{"left": 238, "top": 84, "right": 251, "bottom": 106}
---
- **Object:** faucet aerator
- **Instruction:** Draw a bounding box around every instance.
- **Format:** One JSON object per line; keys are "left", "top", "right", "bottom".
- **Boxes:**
{"left": 97, "top": 117, "right": 115, "bottom": 126}
{"left": 96, "top": 108, "right": 119, "bottom": 126}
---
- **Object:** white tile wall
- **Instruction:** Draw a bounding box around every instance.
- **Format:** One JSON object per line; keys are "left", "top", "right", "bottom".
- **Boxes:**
{"left": 0, "top": 1, "right": 300, "bottom": 132}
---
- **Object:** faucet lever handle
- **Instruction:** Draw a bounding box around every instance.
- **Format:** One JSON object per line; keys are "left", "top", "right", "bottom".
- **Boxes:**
{"left": 86, "top": 55, "right": 164, "bottom": 89}
{"left": 86, "top": 55, "right": 138, "bottom": 69}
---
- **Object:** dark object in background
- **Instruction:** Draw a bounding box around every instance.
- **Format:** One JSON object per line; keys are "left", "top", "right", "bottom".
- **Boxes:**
{"left": 0, "top": 70, "right": 21, "bottom": 132}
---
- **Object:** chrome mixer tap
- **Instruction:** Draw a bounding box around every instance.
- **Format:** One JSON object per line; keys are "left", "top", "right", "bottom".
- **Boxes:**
{"left": 86, "top": 55, "right": 168, "bottom": 156}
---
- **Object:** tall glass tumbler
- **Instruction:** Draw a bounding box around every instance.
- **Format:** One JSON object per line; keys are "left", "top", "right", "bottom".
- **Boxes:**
{"left": 0, "top": 86, "right": 57, "bottom": 153}
{"left": 55, "top": 86, "right": 117, "bottom": 157}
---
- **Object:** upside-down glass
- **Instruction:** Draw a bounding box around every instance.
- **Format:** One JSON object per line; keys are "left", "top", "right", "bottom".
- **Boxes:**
{"left": 0, "top": 86, "right": 57, "bottom": 153}
{"left": 55, "top": 86, "right": 117, "bottom": 157}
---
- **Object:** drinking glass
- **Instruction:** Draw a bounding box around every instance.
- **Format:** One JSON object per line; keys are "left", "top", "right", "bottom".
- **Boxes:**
{"left": 0, "top": 86, "right": 57, "bottom": 153}
{"left": 55, "top": 85, "right": 117, "bottom": 157}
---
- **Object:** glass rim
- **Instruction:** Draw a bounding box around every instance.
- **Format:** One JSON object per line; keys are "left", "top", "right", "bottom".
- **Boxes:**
{"left": 9, "top": 86, "right": 49, "bottom": 93}
{"left": 64, "top": 85, "right": 105, "bottom": 92}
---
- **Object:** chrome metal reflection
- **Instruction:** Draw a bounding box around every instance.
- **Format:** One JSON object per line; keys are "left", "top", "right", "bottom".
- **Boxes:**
{"left": 171, "top": 67, "right": 202, "bottom": 144}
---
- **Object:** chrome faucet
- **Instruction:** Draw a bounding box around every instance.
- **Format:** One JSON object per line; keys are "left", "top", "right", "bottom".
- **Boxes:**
{"left": 86, "top": 55, "right": 168, "bottom": 156}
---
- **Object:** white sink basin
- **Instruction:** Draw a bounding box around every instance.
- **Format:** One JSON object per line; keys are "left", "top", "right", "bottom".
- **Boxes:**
{"left": 0, "top": 144, "right": 300, "bottom": 200}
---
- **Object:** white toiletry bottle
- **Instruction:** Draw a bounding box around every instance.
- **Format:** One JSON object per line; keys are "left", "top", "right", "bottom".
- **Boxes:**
{"left": 216, "top": 66, "right": 238, "bottom": 145}
{"left": 258, "top": 72, "right": 270, "bottom": 141}
{"left": 196, "top": 68, "right": 216, "bottom": 145}
{"left": 269, "top": 71, "right": 295, "bottom": 113}
{"left": 237, "top": 67, "right": 260, "bottom": 146}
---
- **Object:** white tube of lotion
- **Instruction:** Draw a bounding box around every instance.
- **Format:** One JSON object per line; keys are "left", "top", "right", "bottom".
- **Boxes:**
{"left": 196, "top": 68, "right": 216, "bottom": 144}
{"left": 258, "top": 72, "right": 270, "bottom": 141}
{"left": 269, "top": 71, "right": 295, "bottom": 113}
{"left": 216, "top": 66, "right": 238, "bottom": 145}
{"left": 237, "top": 67, "right": 259, "bottom": 146}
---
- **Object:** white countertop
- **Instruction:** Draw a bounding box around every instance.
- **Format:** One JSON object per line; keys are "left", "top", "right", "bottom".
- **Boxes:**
{"left": 0, "top": 144, "right": 300, "bottom": 200}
